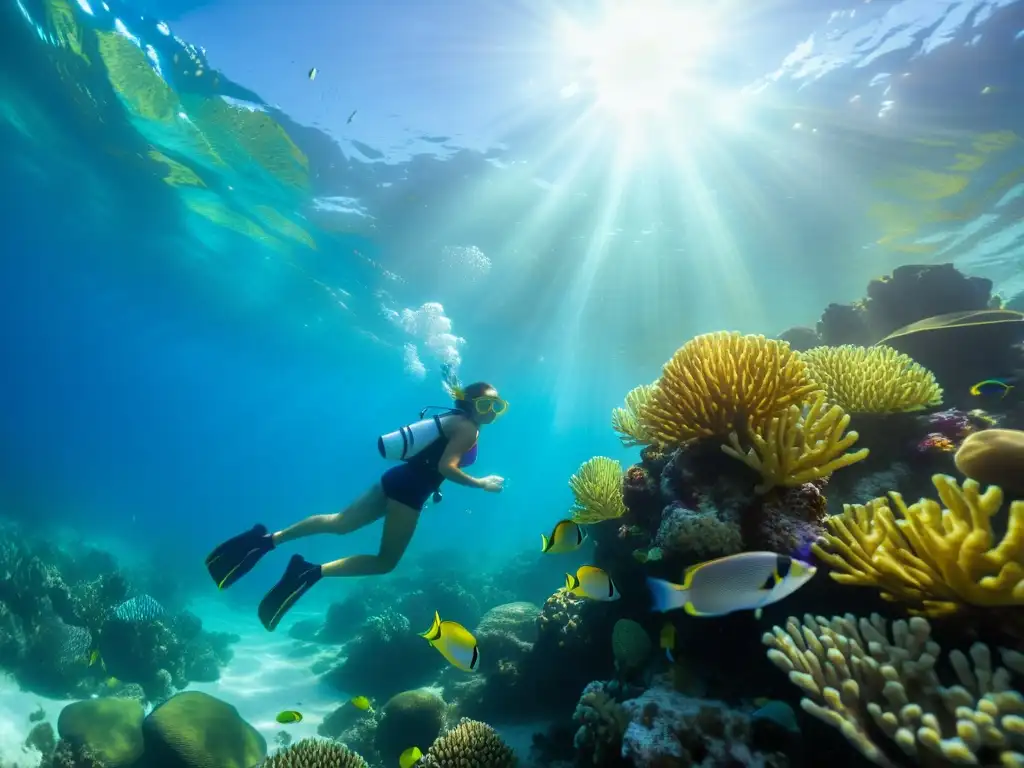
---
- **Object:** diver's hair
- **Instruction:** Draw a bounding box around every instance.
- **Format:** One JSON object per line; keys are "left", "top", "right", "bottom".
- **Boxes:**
{"left": 454, "top": 381, "right": 498, "bottom": 411}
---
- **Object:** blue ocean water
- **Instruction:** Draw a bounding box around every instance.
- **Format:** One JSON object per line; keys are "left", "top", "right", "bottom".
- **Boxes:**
{"left": 2, "top": 0, "right": 1024, "bottom": 763}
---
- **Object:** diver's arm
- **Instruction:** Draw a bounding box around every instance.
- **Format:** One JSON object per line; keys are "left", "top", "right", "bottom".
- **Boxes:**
{"left": 437, "top": 421, "right": 483, "bottom": 488}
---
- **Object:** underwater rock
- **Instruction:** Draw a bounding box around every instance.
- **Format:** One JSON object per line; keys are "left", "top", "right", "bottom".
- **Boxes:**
{"left": 142, "top": 690, "right": 266, "bottom": 768}
{"left": 817, "top": 302, "right": 872, "bottom": 347}
{"left": 57, "top": 697, "right": 145, "bottom": 767}
{"left": 863, "top": 263, "right": 992, "bottom": 340}
{"left": 620, "top": 685, "right": 790, "bottom": 767}
{"left": 25, "top": 721, "right": 56, "bottom": 759}
{"left": 775, "top": 326, "right": 820, "bottom": 352}
{"left": 398, "top": 580, "right": 482, "bottom": 635}
{"left": 374, "top": 689, "right": 447, "bottom": 765}
{"left": 322, "top": 609, "right": 438, "bottom": 700}
{"left": 955, "top": 427, "right": 1024, "bottom": 497}
{"left": 317, "top": 700, "right": 375, "bottom": 742}
{"left": 473, "top": 602, "right": 538, "bottom": 672}
{"left": 743, "top": 482, "right": 827, "bottom": 559}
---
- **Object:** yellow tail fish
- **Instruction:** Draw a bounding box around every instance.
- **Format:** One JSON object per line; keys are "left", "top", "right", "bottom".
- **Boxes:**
{"left": 419, "top": 611, "right": 480, "bottom": 672}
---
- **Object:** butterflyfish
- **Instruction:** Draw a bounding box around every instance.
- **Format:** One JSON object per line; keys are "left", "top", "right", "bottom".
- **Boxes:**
{"left": 350, "top": 696, "right": 372, "bottom": 711}
{"left": 564, "top": 566, "right": 620, "bottom": 601}
{"left": 646, "top": 552, "right": 816, "bottom": 616}
{"left": 419, "top": 611, "right": 480, "bottom": 672}
{"left": 541, "top": 519, "right": 586, "bottom": 554}
{"left": 275, "top": 710, "right": 303, "bottom": 724}
{"left": 399, "top": 746, "right": 423, "bottom": 768}
{"left": 659, "top": 622, "right": 676, "bottom": 662}
{"left": 970, "top": 379, "right": 1012, "bottom": 398}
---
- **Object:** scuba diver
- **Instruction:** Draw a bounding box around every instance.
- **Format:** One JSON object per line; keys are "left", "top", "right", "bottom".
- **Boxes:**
{"left": 204, "top": 374, "right": 507, "bottom": 631}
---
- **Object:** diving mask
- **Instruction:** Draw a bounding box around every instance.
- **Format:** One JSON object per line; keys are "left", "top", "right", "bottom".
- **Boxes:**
{"left": 474, "top": 395, "right": 508, "bottom": 417}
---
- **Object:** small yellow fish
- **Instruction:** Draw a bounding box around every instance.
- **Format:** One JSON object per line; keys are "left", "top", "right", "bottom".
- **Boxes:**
{"left": 541, "top": 519, "right": 587, "bottom": 554}
{"left": 350, "top": 696, "right": 372, "bottom": 711}
{"left": 659, "top": 623, "right": 676, "bottom": 662}
{"left": 88, "top": 649, "right": 100, "bottom": 666}
{"left": 564, "top": 566, "right": 620, "bottom": 601}
{"left": 419, "top": 612, "right": 480, "bottom": 672}
{"left": 399, "top": 746, "right": 423, "bottom": 768}
{"left": 105, "top": 677, "right": 119, "bottom": 688}
{"left": 275, "top": 710, "right": 303, "bottom": 724}
{"left": 647, "top": 552, "right": 816, "bottom": 616}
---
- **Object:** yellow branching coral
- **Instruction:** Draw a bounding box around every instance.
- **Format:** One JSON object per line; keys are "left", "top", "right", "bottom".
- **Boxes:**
{"left": 569, "top": 457, "right": 626, "bottom": 524}
{"left": 813, "top": 474, "right": 1024, "bottom": 616}
{"left": 638, "top": 332, "right": 822, "bottom": 446}
{"left": 264, "top": 739, "right": 368, "bottom": 768}
{"left": 801, "top": 344, "right": 942, "bottom": 413}
{"left": 611, "top": 383, "right": 658, "bottom": 447}
{"left": 763, "top": 612, "right": 1024, "bottom": 768}
{"left": 721, "top": 391, "right": 869, "bottom": 493}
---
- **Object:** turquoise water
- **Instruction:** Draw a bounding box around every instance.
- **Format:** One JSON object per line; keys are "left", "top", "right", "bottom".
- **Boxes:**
{"left": 2, "top": 0, "right": 1024, "bottom": 764}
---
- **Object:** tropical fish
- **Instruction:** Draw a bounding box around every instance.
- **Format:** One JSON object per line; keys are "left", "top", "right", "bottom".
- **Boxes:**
{"left": 112, "top": 595, "right": 164, "bottom": 623}
{"left": 308, "top": 67, "right": 318, "bottom": 81}
{"left": 564, "top": 566, "right": 620, "bottom": 601}
{"left": 399, "top": 746, "right": 423, "bottom": 768}
{"left": 419, "top": 611, "right": 480, "bottom": 672}
{"left": 275, "top": 710, "right": 303, "bottom": 724}
{"left": 646, "top": 552, "right": 816, "bottom": 617}
{"left": 752, "top": 700, "right": 800, "bottom": 734}
{"left": 970, "top": 379, "right": 1013, "bottom": 398}
{"left": 350, "top": 696, "right": 372, "bottom": 711}
{"left": 659, "top": 622, "right": 676, "bottom": 663}
{"left": 541, "top": 519, "right": 587, "bottom": 554}
{"left": 88, "top": 649, "right": 101, "bottom": 667}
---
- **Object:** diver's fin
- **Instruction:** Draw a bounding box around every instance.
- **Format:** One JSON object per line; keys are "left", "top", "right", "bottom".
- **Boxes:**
{"left": 258, "top": 555, "right": 323, "bottom": 632}
{"left": 205, "top": 524, "right": 274, "bottom": 590}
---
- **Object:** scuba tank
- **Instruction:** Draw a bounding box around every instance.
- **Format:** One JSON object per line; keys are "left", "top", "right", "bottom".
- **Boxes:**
{"left": 377, "top": 406, "right": 459, "bottom": 461}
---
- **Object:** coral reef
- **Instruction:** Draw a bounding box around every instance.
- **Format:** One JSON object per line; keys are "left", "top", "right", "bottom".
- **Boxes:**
{"left": 638, "top": 331, "right": 821, "bottom": 446}
{"left": 56, "top": 698, "right": 144, "bottom": 767}
{"left": 612, "top": 383, "right": 658, "bottom": 447}
{"left": 813, "top": 474, "right": 1024, "bottom": 620}
{"left": 764, "top": 612, "right": 1024, "bottom": 767}
{"left": 611, "top": 619, "right": 651, "bottom": 677}
{"left": 418, "top": 718, "right": 516, "bottom": 768}
{"left": 0, "top": 522, "right": 237, "bottom": 702}
{"left": 263, "top": 738, "right": 368, "bottom": 768}
{"left": 572, "top": 681, "right": 630, "bottom": 765}
{"left": 619, "top": 683, "right": 791, "bottom": 767}
{"left": 569, "top": 457, "right": 627, "bottom": 524}
{"left": 800, "top": 345, "right": 943, "bottom": 413}
{"left": 722, "top": 391, "right": 869, "bottom": 493}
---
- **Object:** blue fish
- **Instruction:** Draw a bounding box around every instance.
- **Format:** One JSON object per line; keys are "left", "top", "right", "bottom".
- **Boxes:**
{"left": 970, "top": 379, "right": 1013, "bottom": 398}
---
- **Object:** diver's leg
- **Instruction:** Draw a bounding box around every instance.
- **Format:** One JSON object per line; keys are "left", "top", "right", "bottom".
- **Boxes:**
{"left": 271, "top": 484, "right": 388, "bottom": 546}
{"left": 320, "top": 500, "right": 421, "bottom": 577}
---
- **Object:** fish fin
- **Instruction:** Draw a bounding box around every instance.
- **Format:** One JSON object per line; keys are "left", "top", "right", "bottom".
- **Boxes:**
{"left": 541, "top": 534, "right": 550, "bottom": 552}
{"left": 646, "top": 577, "right": 688, "bottom": 612}
{"left": 419, "top": 612, "right": 442, "bottom": 641}
{"left": 683, "top": 601, "right": 707, "bottom": 616}
{"left": 760, "top": 572, "right": 776, "bottom": 591}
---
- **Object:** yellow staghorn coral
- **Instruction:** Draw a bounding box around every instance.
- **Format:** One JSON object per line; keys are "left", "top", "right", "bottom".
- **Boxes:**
{"left": 721, "top": 391, "right": 869, "bottom": 494}
{"left": 638, "top": 332, "right": 822, "bottom": 447}
{"left": 801, "top": 344, "right": 942, "bottom": 413}
{"left": 569, "top": 457, "right": 627, "bottom": 524}
{"left": 611, "top": 383, "right": 658, "bottom": 447}
{"left": 763, "top": 612, "right": 1024, "bottom": 768}
{"left": 813, "top": 474, "right": 1024, "bottom": 616}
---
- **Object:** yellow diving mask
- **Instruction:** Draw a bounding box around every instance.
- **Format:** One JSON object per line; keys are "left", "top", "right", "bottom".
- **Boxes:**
{"left": 473, "top": 395, "right": 508, "bottom": 417}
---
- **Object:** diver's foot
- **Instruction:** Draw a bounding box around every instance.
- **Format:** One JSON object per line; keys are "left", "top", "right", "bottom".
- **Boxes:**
{"left": 205, "top": 524, "right": 274, "bottom": 590}
{"left": 258, "top": 554, "right": 323, "bottom": 632}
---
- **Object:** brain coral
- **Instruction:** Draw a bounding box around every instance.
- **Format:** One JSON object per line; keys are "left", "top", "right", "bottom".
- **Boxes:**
{"left": 263, "top": 738, "right": 367, "bottom": 768}
{"left": 639, "top": 331, "right": 821, "bottom": 446}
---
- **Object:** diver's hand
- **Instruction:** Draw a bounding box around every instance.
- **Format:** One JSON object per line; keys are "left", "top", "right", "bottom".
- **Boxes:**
{"left": 479, "top": 475, "right": 505, "bottom": 493}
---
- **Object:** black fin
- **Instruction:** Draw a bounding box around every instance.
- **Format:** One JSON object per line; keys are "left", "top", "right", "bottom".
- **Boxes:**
{"left": 776, "top": 554, "right": 792, "bottom": 581}
{"left": 759, "top": 572, "right": 776, "bottom": 591}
